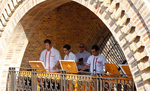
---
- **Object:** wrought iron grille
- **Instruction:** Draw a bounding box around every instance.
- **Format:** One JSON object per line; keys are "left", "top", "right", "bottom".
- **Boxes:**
{"left": 99, "top": 33, "right": 127, "bottom": 68}
{"left": 7, "top": 67, "right": 134, "bottom": 91}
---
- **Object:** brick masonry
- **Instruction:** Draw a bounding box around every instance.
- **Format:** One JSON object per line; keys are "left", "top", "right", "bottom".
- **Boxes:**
{"left": 0, "top": 0, "right": 150, "bottom": 90}
{"left": 20, "top": 2, "right": 109, "bottom": 68}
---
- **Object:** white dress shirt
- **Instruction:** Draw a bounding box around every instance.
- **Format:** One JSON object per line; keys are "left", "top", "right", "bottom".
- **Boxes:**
{"left": 39, "top": 47, "right": 61, "bottom": 70}
{"left": 86, "top": 54, "right": 107, "bottom": 73}
{"left": 64, "top": 52, "right": 78, "bottom": 62}
{"left": 76, "top": 50, "right": 91, "bottom": 65}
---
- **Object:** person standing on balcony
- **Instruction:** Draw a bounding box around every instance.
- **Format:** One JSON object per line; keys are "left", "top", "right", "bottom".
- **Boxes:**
{"left": 39, "top": 39, "right": 61, "bottom": 71}
{"left": 76, "top": 43, "right": 91, "bottom": 71}
{"left": 80, "top": 45, "right": 107, "bottom": 73}
{"left": 63, "top": 44, "right": 78, "bottom": 62}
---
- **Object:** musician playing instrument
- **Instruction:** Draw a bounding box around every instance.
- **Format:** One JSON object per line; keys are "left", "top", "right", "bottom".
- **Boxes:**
{"left": 80, "top": 45, "right": 107, "bottom": 73}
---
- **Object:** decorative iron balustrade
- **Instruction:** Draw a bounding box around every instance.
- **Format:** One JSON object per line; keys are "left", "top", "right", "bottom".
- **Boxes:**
{"left": 7, "top": 67, "right": 134, "bottom": 91}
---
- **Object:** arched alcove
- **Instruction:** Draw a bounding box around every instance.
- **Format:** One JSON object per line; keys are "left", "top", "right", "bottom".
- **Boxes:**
{"left": 0, "top": 0, "right": 150, "bottom": 90}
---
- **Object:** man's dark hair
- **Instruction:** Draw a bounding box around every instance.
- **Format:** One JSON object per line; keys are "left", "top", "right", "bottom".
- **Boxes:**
{"left": 63, "top": 44, "right": 71, "bottom": 50}
{"left": 44, "top": 39, "right": 51, "bottom": 44}
{"left": 92, "top": 45, "right": 99, "bottom": 51}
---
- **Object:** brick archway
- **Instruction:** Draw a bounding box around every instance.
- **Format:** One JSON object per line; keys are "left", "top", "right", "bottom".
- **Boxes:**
{"left": 0, "top": 0, "right": 150, "bottom": 90}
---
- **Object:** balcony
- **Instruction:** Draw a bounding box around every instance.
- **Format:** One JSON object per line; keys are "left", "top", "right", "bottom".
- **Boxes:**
{"left": 7, "top": 67, "right": 134, "bottom": 91}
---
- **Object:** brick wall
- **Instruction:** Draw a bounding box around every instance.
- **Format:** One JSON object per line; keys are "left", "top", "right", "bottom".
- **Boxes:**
{"left": 21, "top": 2, "right": 109, "bottom": 68}
{"left": 1, "top": 0, "right": 150, "bottom": 90}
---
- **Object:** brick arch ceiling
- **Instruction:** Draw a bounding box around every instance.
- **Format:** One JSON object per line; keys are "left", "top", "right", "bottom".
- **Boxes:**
{"left": 20, "top": 1, "right": 110, "bottom": 69}
{"left": 0, "top": 0, "right": 150, "bottom": 90}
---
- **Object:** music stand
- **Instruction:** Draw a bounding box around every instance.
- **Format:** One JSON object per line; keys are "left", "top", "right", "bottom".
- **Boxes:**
{"left": 29, "top": 61, "right": 46, "bottom": 72}
{"left": 105, "top": 63, "right": 120, "bottom": 77}
{"left": 119, "top": 64, "right": 132, "bottom": 78}
{"left": 59, "top": 60, "right": 78, "bottom": 73}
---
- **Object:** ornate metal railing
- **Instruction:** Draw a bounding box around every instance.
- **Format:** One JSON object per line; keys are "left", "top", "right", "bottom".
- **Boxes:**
{"left": 7, "top": 67, "right": 134, "bottom": 91}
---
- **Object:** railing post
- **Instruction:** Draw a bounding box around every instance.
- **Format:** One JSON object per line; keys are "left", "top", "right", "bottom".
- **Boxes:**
{"left": 10, "top": 67, "right": 16, "bottom": 91}
{"left": 96, "top": 73, "right": 99, "bottom": 91}
{"left": 100, "top": 74, "right": 103, "bottom": 91}
{"left": 61, "top": 71, "right": 63, "bottom": 91}
{"left": 6, "top": 69, "right": 11, "bottom": 91}
{"left": 63, "top": 71, "right": 66, "bottom": 91}
{"left": 31, "top": 69, "right": 37, "bottom": 91}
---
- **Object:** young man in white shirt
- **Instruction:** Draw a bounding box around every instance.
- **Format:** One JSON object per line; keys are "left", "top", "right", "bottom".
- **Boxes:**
{"left": 76, "top": 43, "right": 91, "bottom": 71}
{"left": 39, "top": 39, "right": 61, "bottom": 72}
{"left": 80, "top": 45, "right": 107, "bottom": 74}
{"left": 63, "top": 44, "right": 78, "bottom": 62}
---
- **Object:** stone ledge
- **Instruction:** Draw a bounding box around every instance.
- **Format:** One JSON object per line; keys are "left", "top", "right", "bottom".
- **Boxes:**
{"left": 116, "top": 15, "right": 130, "bottom": 27}
{"left": 136, "top": 86, "right": 145, "bottom": 91}
{"left": 17, "top": 0, "right": 23, "bottom": 4}
{"left": 130, "top": 42, "right": 137, "bottom": 52}
{"left": 134, "top": 75, "right": 142, "bottom": 83}
{"left": 144, "top": 80, "right": 150, "bottom": 91}
{"left": 8, "top": 1, "right": 16, "bottom": 12}
{"left": 126, "top": 32, "right": 139, "bottom": 44}
{"left": 107, "top": 1, "right": 119, "bottom": 14}
{"left": 142, "top": 69, "right": 150, "bottom": 78}
{"left": 5, "top": 5, "right": 13, "bottom": 16}
{"left": 138, "top": 60, "right": 150, "bottom": 71}
{"left": 3, "top": 10, "right": 9, "bottom": 21}
{"left": 131, "top": 65, "right": 139, "bottom": 74}
{"left": 130, "top": 38, "right": 144, "bottom": 52}
{"left": 112, "top": 8, "right": 124, "bottom": 20}
{"left": 12, "top": 0, "right": 19, "bottom": 8}
{"left": 119, "top": 38, "right": 127, "bottom": 48}
{"left": 127, "top": 56, "right": 136, "bottom": 65}
{"left": 134, "top": 50, "right": 147, "bottom": 61}
{"left": 121, "top": 24, "right": 133, "bottom": 34}
{"left": 101, "top": 1, "right": 109, "bottom": 7}
{"left": 0, "top": 15, "right": 7, "bottom": 26}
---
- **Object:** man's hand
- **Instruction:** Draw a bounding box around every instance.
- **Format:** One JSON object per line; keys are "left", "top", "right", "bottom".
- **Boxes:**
{"left": 80, "top": 69, "right": 83, "bottom": 71}
{"left": 77, "top": 61, "right": 79, "bottom": 66}
{"left": 52, "top": 61, "right": 60, "bottom": 70}
{"left": 78, "top": 60, "right": 84, "bottom": 65}
{"left": 80, "top": 61, "right": 84, "bottom": 65}
{"left": 80, "top": 65, "right": 88, "bottom": 72}
{"left": 52, "top": 66, "right": 57, "bottom": 70}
